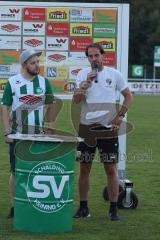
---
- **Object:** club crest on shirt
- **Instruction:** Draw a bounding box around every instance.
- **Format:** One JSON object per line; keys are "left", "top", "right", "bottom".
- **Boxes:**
{"left": 105, "top": 78, "right": 112, "bottom": 87}
{"left": 35, "top": 87, "right": 43, "bottom": 94}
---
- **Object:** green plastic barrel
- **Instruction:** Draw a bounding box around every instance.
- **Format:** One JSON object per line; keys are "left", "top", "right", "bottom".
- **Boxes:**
{"left": 11, "top": 134, "right": 80, "bottom": 233}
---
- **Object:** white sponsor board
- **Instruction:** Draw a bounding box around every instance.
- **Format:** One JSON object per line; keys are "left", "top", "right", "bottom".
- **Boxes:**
{"left": 46, "top": 51, "right": 68, "bottom": 65}
{"left": 70, "top": 8, "right": 92, "bottom": 22}
{"left": 0, "top": 7, "right": 22, "bottom": 20}
{"left": 68, "top": 52, "right": 89, "bottom": 65}
{"left": 0, "top": 21, "right": 21, "bottom": 35}
{"left": 23, "top": 22, "right": 45, "bottom": 36}
{"left": 23, "top": 36, "right": 45, "bottom": 50}
{"left": 0, "top": 64, "right": 20, "bottom": 77}
{"left": 0, "top": 36, "right": 21, "bottom": 50}
{"left": 129, "top": 82, "right": 160, "bottom": 93}
{"left": 46, "top": 37, "right": 68, "bottom": 51}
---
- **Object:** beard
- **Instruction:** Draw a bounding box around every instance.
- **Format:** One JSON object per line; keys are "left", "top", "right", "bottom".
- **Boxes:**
{"left": 26, "top": 67, "right": 40, "bottom": 76}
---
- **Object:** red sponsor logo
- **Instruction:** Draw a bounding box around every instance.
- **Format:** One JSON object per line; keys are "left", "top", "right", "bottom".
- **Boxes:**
{"left": 70, "top": 37, "right": 92, "bottom": 51}
{"left": 103, "top": 52, "right": 115, "bottom": 66}
{"left": 71, "top": 69, "right": 82, "bottom": 76}
{"left": 32, "top": 24, "right": 43, "bottom": 28}
{"left": 47, "top": 23, "right": 69, "bottom": 36}
{"left": 48, "top": 54, "right": 66, "bottom": 62}
{"left": 1, "top": 24, "right": 20, "bottom": 32}
{"left": 9, "top": 9, "right": 20, "bottom": 14}
{"left": 56, "top": 39, "right": 67, "bottom": 44}
{"left": 23, "top": 8, "right": 45, "bottom": 21}
{"left": 24, "top": 39, "right": 43, "bottom": 47}
{"left": 19, "top": 95, "right": 42, "bottom": 105}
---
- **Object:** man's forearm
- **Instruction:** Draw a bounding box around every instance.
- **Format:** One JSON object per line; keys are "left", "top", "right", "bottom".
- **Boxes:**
{"left": 44, "top": 104, "right": 56, "bottom": 129}
{"left": 73, "top": 88, "right": 86, "bottom": 104}
{"left": 1, "top": 105, "right": 11, "bottom": 134}
{"left": 119, "top": 89, "right": 133, "bottom": 116}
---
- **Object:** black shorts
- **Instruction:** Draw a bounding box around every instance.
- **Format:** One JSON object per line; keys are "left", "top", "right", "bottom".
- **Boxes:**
{"left": 77, "top": 124, "right": 119, "bottom": 163}
{"left": 9, "top": 142, "right": 16, "bottom": 173}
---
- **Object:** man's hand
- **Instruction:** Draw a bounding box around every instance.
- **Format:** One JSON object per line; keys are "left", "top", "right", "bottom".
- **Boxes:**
{"left": 5, "top": 136, "right": 14, "bottom": 144}
{"left": 109, "top": 115, "right": 124, "bottom": 131}
{"left": 43, "top": 127, "right": 55, "bottom": 135}
{"left": 73, "top": 88, "right": 86, "bottom": 103}
{"left": 86, "top": 69, "right": 97, "bottom": 82}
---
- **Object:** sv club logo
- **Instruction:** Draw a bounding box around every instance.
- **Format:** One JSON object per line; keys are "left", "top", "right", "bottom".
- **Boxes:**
{"left": 26, "top": 161, "right": 71, "bottom": 213}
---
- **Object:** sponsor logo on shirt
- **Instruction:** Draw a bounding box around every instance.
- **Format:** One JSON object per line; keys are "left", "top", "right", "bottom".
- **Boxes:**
{"left": 105, "top": 78, "right": 113, "bottom": 87}
{"left": 35, "top": 87, "right": 43, "bottom": 94}
{"left": 16, "top": 80, "right": 21, "bottom": 84}
{"left": 19, "top": 95, "right": 42, "bottom": 105}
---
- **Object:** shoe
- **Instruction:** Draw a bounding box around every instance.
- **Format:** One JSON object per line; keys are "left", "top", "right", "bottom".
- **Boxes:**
{"left": 7, "top": 207, "right": 14, "bottom": 219}
{"left": 109, "top": 211, "right": 120, "bottom": 221}
{"left": 73, "top": 207, "right": 91, "bottom": 218}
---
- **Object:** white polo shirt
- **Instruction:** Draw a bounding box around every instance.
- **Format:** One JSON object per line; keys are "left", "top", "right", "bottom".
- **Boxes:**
{"left": 76, "top": 66, "right": 128, "bottom": 126}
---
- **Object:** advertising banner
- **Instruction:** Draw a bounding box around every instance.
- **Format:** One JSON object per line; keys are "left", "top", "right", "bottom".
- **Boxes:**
{"left": 0, "top": 2, "right": 128, "bottom": 95}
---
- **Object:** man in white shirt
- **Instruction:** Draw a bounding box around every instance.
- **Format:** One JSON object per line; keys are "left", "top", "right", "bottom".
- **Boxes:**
{"left": 73, "top": 43, "right": 133, "bottom": 221}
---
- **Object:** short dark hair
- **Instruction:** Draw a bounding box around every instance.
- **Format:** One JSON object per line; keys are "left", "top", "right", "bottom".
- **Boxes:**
{"left": 85, "top": 43, "right": 105, "bottom": 57}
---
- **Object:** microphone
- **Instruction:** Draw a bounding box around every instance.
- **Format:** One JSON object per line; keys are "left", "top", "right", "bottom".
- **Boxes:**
{"left": 93, "top": 63, "right": 99, "bottom": 83}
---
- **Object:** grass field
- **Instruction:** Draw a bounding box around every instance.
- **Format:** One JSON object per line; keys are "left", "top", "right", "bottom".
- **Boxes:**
{"left": 0, "top": 95, "right": 160, "bottom": 240}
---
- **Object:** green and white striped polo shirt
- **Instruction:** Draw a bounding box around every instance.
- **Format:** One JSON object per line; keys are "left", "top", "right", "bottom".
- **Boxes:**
{"left": 1, "top": 74, "right": 54, "bottom": 134}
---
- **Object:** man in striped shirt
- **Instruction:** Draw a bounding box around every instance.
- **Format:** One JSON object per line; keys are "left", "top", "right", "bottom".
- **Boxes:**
{"left": 1, "top": 49, "right": 55, "bottom": 218}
